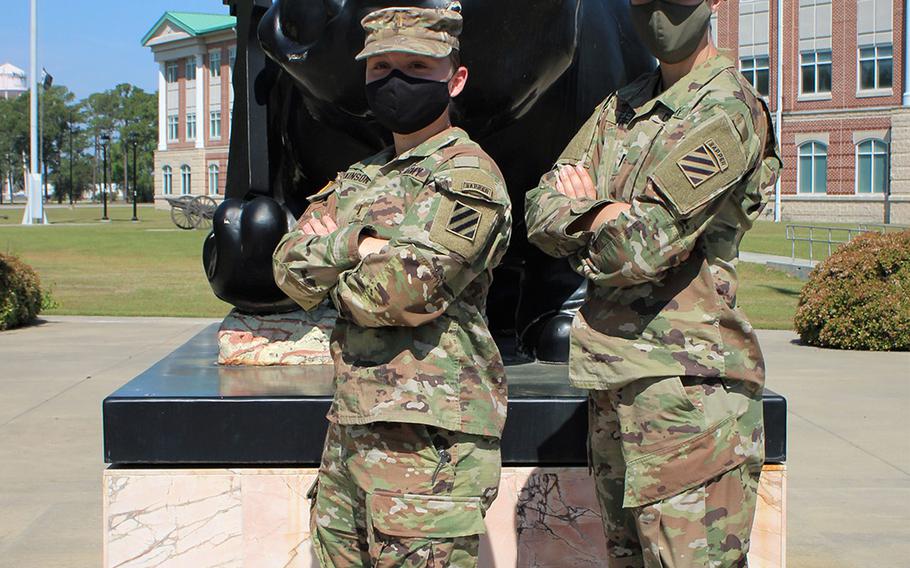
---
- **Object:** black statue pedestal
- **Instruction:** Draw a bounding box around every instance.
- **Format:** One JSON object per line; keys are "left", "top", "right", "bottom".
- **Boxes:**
{"left": 99, "top": 326, "right": 787, "bottom": 567}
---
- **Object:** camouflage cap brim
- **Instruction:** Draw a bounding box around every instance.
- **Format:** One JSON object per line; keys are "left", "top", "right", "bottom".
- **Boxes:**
{"left": 355, "top": 36, "right": 453, "bottom": 61}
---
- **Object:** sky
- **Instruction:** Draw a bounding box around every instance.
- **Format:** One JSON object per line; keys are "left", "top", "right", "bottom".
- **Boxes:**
{"left": 0, "top": 0, "right": 232, "bottom": 100}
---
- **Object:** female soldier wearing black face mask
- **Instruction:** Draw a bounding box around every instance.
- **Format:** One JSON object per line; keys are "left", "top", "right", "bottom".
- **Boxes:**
{"left": 526, "top": 0, "right": 782, "bottom": 567}
{"left": 272, "top": 3, "right": 512, "bottom": 567}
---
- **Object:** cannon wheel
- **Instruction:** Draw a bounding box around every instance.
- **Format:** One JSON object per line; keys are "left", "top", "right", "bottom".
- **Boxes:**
{"left": 191, "top": 196, "right": 217, "bottom": 230}
{"left": 170, "top": 198, "right": 195, "bottom": 230}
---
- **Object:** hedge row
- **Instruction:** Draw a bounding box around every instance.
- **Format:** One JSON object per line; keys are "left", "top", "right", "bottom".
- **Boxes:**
{"left": 0, "top": 253, "right": 45, "bottom": 331}
{"left": 794, "top": 230, "right": 910, "bottom": 351}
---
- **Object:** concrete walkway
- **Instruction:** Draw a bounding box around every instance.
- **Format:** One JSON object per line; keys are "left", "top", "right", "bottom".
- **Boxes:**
{"left": 741, "top": 251, "right": 818, "bottom": 268}
{"left": 741, "top": 251, "right": 819, "bottom": 280}
{"left": 0, "top": 317, "right": 908, "bottom": 567}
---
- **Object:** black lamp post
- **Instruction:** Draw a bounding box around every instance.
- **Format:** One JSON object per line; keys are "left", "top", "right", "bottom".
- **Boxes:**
{"left": 100, "top": 132, "right": 110, "bottom": 221}
{"left": 68, "top": 115, "right": 74, "bottom": 205}
{"left": 130, "top": 137, "right": 138, "bottom": 222}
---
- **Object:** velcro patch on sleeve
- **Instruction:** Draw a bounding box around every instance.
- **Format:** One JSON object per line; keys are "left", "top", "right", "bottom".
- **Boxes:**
{"left": 452, "top": 170, "right": 499, "bottom": 201}
{"left": 429, "top": 196, "right": 500, "bottom": 261}
{"left": 650, "top": 112, "right": 749, "bottom": 218}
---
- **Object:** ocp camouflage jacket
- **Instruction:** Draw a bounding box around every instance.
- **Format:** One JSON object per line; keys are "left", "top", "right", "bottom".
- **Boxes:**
{"left": 274, "top": 127, "right": 512, "bottom": 437}
{"left": 526, "top": 54, "right": 782, "bottom": 391}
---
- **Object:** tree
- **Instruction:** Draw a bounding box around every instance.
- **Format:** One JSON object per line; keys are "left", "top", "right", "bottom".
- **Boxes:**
{"left": 83, "top": 84, "right": 157, "bottom": 202}
{"left": 0, "top": 82, "right": 157, "bottom": 205}
{"left": 0, "top": 93, "right": 29, "bottom": 202}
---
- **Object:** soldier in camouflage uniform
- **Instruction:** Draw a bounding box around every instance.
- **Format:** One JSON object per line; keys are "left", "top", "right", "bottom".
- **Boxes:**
{"left": 525, "top": 0, "right": 782, "bottom": 566}
{"left": 273, "top": 4, "right": 511, "bottom": 567}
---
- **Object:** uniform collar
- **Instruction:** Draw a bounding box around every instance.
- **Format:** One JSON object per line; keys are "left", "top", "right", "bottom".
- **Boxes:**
{"left": 391, "top": 126, "right": 469, "bottom": 163}
{"left": 620, "top": 52, "right": 735, "bottom": 120}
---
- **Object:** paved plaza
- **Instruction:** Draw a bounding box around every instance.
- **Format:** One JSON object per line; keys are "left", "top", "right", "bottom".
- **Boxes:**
{"left": 0, "top": 316, "right": 907, "bottom": 567}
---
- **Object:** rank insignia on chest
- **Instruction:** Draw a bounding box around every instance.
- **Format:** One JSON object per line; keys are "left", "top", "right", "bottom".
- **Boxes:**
{"left": 353, "top": 201, "right": 372, "bottom": 220}
{"left": 676, "top": 138, "right": 729, "bottom": 188}
{"left": 446, "top": 201, "right": 481, "bottom": 241}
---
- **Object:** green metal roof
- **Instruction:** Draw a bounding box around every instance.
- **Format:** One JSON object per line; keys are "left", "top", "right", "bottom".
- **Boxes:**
{"left": 142, "top": 11, "right": 236, "bottom": 45}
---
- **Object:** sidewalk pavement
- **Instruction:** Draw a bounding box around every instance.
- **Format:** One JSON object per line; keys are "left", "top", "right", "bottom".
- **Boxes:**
{"left": 740, "top": 251, "right": 818, "bottom": 268}
{"left": 0, "top": 316, "right": 908, "bottom": 567}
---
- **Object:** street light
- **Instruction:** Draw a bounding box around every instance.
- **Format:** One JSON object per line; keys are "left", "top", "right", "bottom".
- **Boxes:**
{"left": 68, "top": 115, "right": 74, "bottom": 206}
{"left": 100, "top": 132, "right": 110, "bottom": 221}
{"left": 129, "top": 136, "right": 139, "bottom": 222}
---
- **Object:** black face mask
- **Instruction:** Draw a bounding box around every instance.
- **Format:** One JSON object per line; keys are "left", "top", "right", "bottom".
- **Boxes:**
{"left": 365, "top": 69, "right": 452, "bottom": 134}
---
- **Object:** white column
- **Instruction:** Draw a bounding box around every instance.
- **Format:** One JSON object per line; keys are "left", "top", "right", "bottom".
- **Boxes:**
{"left": 24, "top": 0, "right": 44, "bottom": 224}
{"left": 903, "top": 0, "right": 910, "bottom": 106}
{"left": 158, "top": 62, "right": 167, "bottom": 151}
{"left": 774, "top": 0, "right": 784, "bottom": 222}
{"left": 195, "top": 52, "right": 205, "bottom": 149}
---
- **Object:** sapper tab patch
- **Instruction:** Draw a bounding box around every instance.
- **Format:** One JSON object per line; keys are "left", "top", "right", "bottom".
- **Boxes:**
{"left": 447, "top": 201, "right": 481, "bottom": 241}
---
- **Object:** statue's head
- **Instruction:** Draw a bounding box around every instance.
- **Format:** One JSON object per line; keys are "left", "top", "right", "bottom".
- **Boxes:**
{"left": 258, "top": 0, "right": 582, "bottom": 135}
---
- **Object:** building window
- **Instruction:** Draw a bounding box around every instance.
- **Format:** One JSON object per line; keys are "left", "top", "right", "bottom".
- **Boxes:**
{"left": 800, "top": 51, "right": 832, "bottom": 94}
{"left": 229, "top": 48, "right": 236, "bottom": 71}
{"left": 798, "top": 141, "right": 827, "bottom": 194}
{"left": 210, "top": 110, "right": 222, "bottom": 139}
{"left": 162, "top": 166, "right": 173, "bottom": 195}
{"left": 799, "top": 0, "right": 832, "bottom": 96}
{"left": 208, "top": 164, "right": 220, "bottom": 195}
{"left": 857, "top": 0, "right": 894, "bottom": 48}
{"left": 856, "top": 139, "right": 888, "bottom": 194}
{"left": 738, "top": 0, "right": 770, "bottom": 91}
{"left": 166, "top": 62, "right": 178, "bottom": 83}
{"left": 185, "top": 59, "right": 196, "bottom": 81}
{"left": 741, "top": 56, "right": 770, "bottom": 96}
{"left": 186, "top": 113, "right": 196, "bottom": 141}
{"left": 209, "top": 51, "right": 222, "bottom": 78}
{"left": 859, "top": 45, "right": 893, "bottom": 91}
{"left": 180, "top": 165, "right": 192, "bottom": 195}
{"left": 167, "top": 115, "right": 179, "bottom": 141}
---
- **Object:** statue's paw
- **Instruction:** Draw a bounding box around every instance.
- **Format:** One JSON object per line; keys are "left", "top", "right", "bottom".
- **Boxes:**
{"left": 204, "top": 196, "right": 299, "bottom": 314}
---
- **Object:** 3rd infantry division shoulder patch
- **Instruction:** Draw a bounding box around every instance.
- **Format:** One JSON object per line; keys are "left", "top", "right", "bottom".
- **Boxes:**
{"left": 446, "top": 201, "right": 481, "bottom": 242}
{"left": 676, "top": 137, "right": 729, "bottom": 188}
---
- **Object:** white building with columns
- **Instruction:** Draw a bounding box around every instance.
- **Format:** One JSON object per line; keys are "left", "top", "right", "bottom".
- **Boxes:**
{"left": 143, "top": 12, "right": 236, "bottom": 207}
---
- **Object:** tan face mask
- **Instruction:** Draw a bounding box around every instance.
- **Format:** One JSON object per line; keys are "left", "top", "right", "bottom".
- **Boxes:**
{"left": 630, "top": 0, "right": 712, "bottom": 64}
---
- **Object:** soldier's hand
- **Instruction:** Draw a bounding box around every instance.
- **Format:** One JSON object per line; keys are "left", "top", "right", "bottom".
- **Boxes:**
{"left": 555, "top": 163, "right": 597, "bottom": 200}
{"left": 357, "top": 235, "right": 389, "bottom": 258}
{"left": 301, "top": 214, "right": 338, "bottom": 236}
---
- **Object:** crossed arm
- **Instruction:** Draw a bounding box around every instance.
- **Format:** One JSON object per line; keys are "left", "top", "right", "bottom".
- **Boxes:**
{"left": 553, "top": 163, "right": 632, "bottom": 233}
{"left": 299, "top": 214, "right": 388, "bottom": 257}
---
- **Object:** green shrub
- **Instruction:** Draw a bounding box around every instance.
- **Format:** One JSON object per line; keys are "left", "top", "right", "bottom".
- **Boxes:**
{"left": 794, "top": 230, "right": 910, "bottom": 351}
{"left": 0, "top": 253, "right": 45, "bottom": 330}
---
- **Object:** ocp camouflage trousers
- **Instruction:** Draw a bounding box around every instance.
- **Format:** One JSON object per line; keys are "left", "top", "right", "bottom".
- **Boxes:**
{"left": 309, "top": 421, "right": 501, "bottom": 568}
{"left": 589, "top": 377, "right": 765, "bottom": 568}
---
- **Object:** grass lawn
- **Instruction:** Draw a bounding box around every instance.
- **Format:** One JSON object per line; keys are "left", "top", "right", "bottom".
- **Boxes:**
{"left": 0, "top": 204, "right": 231, "bottom": 318}
{"left": 741, "top": 220, "right": 877, "bottom": 260}
{"left": 1, "top": 204, "right": 802, "bottom": 328}
{"left": 736, "top": 263, "right": 803, "bottom": 330}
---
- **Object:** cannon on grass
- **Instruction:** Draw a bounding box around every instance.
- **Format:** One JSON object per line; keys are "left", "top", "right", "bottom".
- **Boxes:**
{"left": 165, "top": 195, "right": 218, "bottom": 230}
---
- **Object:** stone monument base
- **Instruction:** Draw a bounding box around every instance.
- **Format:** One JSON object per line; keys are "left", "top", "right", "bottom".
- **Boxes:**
{"left": 103, "top": 465, "right": 785, "bottom": 568}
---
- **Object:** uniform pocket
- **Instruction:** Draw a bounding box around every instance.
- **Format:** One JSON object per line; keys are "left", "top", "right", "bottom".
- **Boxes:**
{"left": 367, "top": 492, "right": 487, "bottom": 539}
{"left": 617, "top": 377, "right": 747, "bottom": 508}
{"left": 615, "top": 376, "right": 706, "bottom": 458}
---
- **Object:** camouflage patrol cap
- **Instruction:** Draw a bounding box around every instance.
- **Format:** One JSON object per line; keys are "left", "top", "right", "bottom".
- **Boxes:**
{"left": 355, "top": 2, "right": 463, "bottom": 61}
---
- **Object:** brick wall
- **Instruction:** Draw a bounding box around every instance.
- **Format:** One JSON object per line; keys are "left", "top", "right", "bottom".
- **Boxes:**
{"left": 780, "top": 113, "right": 892, "bottom": 195}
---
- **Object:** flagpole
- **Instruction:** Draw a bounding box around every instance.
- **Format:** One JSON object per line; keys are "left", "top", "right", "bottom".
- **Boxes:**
{"left": 23, "top": 0, "right": 45, "bottom": 225}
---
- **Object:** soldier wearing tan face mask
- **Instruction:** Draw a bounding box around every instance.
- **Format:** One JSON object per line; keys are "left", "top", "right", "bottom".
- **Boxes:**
{"left": 526, "top": 1, "right": 782, "bottom": 566}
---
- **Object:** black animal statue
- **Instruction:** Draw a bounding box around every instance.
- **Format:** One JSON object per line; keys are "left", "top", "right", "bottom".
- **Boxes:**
{"left": 205, "top": 0, "right": 654, "bottom": 361}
